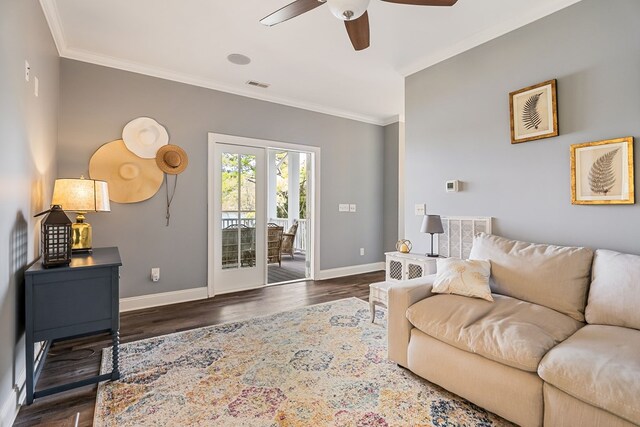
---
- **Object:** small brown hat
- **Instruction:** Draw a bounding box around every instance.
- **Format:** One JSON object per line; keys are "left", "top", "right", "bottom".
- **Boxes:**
{"left": 156, "top": 144, "right": 188, "bottom": 175}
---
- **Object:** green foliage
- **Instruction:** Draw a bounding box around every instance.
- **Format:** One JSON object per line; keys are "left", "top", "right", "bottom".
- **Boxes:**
{"left": 221, "top": 151, "right": 308, "bottom": 220}
{"left": 221, "top": 153, "right": 256, "bottom": 212}
{"left": 275, "top": 152, "right": 308, "bottom": 219}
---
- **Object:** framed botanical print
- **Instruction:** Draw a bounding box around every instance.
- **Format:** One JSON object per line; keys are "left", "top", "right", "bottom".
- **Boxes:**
{"left": 509, "top": 79, "right": 558, "bottom": 144}
{"left": 571, "top": 137, "right": 635, "bottom": 205}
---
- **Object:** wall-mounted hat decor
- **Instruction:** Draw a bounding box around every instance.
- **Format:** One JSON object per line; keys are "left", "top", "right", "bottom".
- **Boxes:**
{"left": 155, "top": 144, "right": 189, "bottom": 226}
{"left": 156, "top": 144, "right": 188, "bottom": 175}
{"left": 122, "top": 117, "right": 169, "bottom": 158}
{"left": 89, "top": 139, "right": 164, "bottom": 204}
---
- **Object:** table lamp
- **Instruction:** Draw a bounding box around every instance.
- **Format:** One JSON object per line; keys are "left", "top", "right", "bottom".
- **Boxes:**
{"left": 420, "top": 214, "right": 444, "bottom": 257}
{"left": 51, "top": 176, "right": 110, "bottom": 253}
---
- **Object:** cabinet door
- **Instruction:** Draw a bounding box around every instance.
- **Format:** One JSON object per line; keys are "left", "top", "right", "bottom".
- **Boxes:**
{"left": 386, "top": 257, "right": 404, "bottom": 281}
{"left": 406, "top": 261, "right": 425, "bottom": 280}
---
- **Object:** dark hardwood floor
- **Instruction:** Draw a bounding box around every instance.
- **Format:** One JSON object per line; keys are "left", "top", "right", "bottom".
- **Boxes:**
{"left": 14, "top": 271, "right": 384, "bottom": 427}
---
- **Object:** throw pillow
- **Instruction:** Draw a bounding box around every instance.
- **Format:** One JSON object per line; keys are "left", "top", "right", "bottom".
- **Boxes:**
{"left": 433, "top": 258, "right": 493, "bottom": 302}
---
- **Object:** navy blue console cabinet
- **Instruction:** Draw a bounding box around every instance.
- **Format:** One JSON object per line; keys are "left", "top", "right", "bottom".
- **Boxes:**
{"left": 24, "top": 247, "right": 122, "bottom": 404}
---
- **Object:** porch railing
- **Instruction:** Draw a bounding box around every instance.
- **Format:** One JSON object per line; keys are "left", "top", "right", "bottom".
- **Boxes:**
{"left": 221, "top": 217, "right": 309, "bottom": 254}
{"left": 221, "top": 218, "right": 256, "bottom": 229}
{"left": 270, "top": 218, "right": 309, "bottom": 254}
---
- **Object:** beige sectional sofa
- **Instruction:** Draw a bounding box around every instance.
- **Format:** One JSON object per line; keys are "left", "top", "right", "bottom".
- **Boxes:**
{"left": 388, "top": 233, "right": 640, "bottom": 427}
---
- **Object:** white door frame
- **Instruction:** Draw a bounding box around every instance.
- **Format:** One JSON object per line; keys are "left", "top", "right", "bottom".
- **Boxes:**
{"left": 207, "top": 133, "right": 321, "bottom": 298}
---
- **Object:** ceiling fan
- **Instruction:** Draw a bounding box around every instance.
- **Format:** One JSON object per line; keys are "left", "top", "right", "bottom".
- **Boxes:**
{"left": 260, "top": 0, "right": 458, "bottom": 51}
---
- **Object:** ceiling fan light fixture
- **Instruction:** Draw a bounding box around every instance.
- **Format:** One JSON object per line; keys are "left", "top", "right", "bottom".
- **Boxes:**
{"left": 327, "top": 0, "right": 370, "bottom": 21}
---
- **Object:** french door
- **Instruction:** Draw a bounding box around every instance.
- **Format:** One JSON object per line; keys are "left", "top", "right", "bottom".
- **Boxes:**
{"left": 212, "top": 143, "right": 266, "bottom": 294}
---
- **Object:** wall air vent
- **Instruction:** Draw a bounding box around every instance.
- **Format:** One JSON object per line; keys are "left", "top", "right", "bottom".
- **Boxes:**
{"left": 246, "top": 80, "right": 270, "bottom": 89}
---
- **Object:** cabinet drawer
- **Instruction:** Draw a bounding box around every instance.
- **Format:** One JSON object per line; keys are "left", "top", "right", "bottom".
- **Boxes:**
{"left": 32, "top": 270, "right": 113, "bottom": 333}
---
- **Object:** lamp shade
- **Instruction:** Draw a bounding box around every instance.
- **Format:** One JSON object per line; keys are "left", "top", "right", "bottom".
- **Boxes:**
{"left": 52, "top": 177, "right": 110, "bottom": 212}
{"left": 420, "top": 215, "right": 444, "bottom": 234}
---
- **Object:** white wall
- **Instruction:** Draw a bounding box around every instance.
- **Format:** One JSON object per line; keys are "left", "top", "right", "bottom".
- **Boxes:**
{"left": 0, "top": 1, "right": 59, "bottom": 424}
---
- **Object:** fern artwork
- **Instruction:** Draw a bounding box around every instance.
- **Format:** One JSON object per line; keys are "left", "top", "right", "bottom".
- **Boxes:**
{"left": 522, "top": 93, "right": 543, "bottom": 130}
{"left": 571, "top": 137, "right": 635, "bottom": 205}
{"left": 588, "top": 148, "right": 619, "bottom": 195}
{"left": 510, "top": 80, "right": 558, "bottom": 144}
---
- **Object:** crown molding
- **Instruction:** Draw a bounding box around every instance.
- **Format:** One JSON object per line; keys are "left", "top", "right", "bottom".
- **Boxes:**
{"left": 380, "top": 115, "right": 402, "bottom": 126}
{"left": 39, "top": 0, "right": 389, "bottom": 126}
{"left": 63, "top": 47, "right": 390, "bottom": 125}
{"left": 40, "top": 0, "right": 583, "bottom": 126}
{"left": 399, "top": 0, "right": 584, "bottom": 77}
{"left": 39, "top": 0, "right": 66, "bottom": 54}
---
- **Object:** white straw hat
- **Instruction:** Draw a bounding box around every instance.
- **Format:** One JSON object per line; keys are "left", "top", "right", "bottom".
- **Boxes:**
{"left": 122, "top": 117, "right": 169, "bottom": 158}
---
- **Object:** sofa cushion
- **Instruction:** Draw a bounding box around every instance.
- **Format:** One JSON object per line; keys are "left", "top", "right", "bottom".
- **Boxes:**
{"left": 585, "top": 249, "right": 640, "bottom": 330}
{"left": 406, "top": 294, "right": 583, "bottom": 372}
{"left": 432, "top": 258, "right": 493, "bottom": 302}
{"left": 469, "top": 233, "right": 593, "bottom": 321}
{"left": 538, "top": 325, "right": 640, "bottom": 425}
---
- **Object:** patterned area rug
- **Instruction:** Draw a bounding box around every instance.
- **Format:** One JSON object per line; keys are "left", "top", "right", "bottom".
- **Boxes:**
{"left": 95, "top": 298, "right": 511, "bottom": 426}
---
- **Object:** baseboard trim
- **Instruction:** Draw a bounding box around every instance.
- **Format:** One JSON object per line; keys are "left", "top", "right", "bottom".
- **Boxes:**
{"left": 317, "top": 262, "right": 385, "bottom": 280}
{"left": 120, "top": 287, "right": 209, "bottom": 312}
{"left": 120, "top": 263, "right": 385, "bottom": 313}
{"left": 1, "top": 366, "right": 26, "bottom": 427}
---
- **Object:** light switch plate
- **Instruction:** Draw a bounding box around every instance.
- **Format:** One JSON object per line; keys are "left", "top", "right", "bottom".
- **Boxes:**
{"left": 338, "top": 204, "right": 349, "bottom": 212}
{"left": 349, "top": 204, "right": 356, "bottom": 212}
{"left": 415, "top": 203, "right": 426, "bottom": 216}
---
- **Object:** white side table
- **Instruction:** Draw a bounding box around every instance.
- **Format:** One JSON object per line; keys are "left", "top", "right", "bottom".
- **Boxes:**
{"left": 385, "top": 251, "right": 438, "bottom": 282}
{"left": 369, "top": 281, "right": 393, "bottom": 323}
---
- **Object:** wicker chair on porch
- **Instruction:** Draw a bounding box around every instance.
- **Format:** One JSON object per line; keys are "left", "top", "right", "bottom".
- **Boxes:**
{"left": 280, "top": 220, "right": 299, "bottom": 260}
{"left": 267, "top": 223, "right": 284, "bottom": 266}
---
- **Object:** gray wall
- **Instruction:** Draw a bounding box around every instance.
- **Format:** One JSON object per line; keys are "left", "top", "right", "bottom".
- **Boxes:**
{"left": 59, "top": 60, "right": 386, "bottom": 298}
{"left": 0, "top": 0, "right": 59, "bottom": 419}
{"left": 383, "top": 122, "right": 399, "bottom": 252}
{"left": 405, "top": 0, "right": 640, "bottom": 255}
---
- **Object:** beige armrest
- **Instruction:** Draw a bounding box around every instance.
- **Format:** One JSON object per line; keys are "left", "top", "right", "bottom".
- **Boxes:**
{"left": 387, "top": 275, "right": 436, "bottom": 367}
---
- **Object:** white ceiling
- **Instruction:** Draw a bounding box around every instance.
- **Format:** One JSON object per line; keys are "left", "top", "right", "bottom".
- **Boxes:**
{"left": 41, "top": 0, "right": 582, "bottom": 125}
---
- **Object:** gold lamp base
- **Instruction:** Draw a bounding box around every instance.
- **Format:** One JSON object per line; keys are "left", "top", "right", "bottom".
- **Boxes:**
{"left": 71, "top": 212, "right": 93, "bottom": 253}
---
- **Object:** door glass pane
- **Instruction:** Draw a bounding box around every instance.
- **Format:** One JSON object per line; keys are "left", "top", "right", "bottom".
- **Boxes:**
{"left": 220, "top": 152, "right": 257, "bottom": 270}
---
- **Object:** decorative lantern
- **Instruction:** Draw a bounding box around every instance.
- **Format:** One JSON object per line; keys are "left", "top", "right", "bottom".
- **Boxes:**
{"left": 35, "top": 205, "right": 73, "bottom": 268}
{"left": 396, "top": 239, "right": 412, "bottom": 253}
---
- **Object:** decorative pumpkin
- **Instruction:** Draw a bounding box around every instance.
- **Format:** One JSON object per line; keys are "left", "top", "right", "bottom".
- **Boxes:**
{"left": 395, "top": 239, "right": 412, "bottom": 253}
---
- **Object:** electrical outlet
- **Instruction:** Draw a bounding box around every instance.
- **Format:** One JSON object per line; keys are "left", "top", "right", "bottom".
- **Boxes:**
{"left": 151, "top": 268, "right": 160, "bottom": 282}
{"left": 415, "top": 203, "right": 426, "bottom": 216}
{"left": 349, "top": 204, "right": 356, "bottom": 212}
{"left": 338, "top": 203, "right": 349, "bottom": 212}
{"left": 25, "top": 60, "right": 30, "bottom": 82}
{"left": 360, "top": 248, "right": 365, "bottom": 256}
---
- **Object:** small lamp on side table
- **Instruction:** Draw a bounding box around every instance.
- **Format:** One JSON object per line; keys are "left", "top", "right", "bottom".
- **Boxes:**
{"left": 52, "top": 176, "right": 110, "bottom": 253}
{"left": 420, "top": 214, "right": 444, "bottom": 258}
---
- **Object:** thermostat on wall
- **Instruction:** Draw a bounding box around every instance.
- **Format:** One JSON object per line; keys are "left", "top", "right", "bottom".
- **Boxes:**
{"left": 446, "top": 180, "right": 459, "bottom": 192}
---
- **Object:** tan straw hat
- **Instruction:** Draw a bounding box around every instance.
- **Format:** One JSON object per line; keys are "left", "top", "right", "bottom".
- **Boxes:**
{"left": 155, "top": 144, "right": 188, "bottom": 175}
{"left": 89, "top": 140, "right": 163, "bottom": 203}
{"left": 122, "top": 117, "right": 169, "bottom": 158}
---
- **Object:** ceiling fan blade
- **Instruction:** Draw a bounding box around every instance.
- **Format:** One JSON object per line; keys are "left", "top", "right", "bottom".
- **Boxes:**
{"left": 380, "top": 0, "right": 457, "bottom": 5}
{"left": 345, "top": 11, "right": 370, "bottom": 51}
{"left": 260, "top": 0, "right": 326, "bottom": 26}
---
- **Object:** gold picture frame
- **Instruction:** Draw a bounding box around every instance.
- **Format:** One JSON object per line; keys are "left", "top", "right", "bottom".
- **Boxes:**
{"left": 570, "top": 137, "right": 634, "bottom": 205}
{"left": 509, "top": 79, "right": 558, "bottom": 144}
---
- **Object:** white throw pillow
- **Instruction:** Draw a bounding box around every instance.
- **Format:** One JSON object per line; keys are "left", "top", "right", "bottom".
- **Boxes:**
{"left": 433, "top": 258, "right": 493, "bottom": 302}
